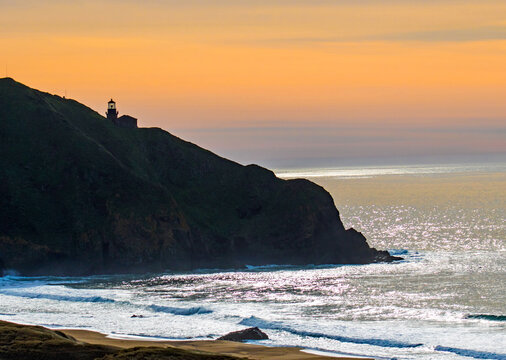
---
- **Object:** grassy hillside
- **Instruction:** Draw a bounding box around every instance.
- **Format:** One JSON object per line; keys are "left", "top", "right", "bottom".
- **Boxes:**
{"left": 0, "top": 78, "right": 395, "bottom": 275}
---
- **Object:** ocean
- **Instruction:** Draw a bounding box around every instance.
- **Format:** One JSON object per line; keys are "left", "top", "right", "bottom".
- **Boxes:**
{"left": 1, "top": 163, "right": 505, "bottom": 359}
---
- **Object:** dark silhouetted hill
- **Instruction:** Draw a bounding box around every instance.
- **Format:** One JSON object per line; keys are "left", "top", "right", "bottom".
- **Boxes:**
{"left": 0, "top": 78, "right": 397, "bottom": 275}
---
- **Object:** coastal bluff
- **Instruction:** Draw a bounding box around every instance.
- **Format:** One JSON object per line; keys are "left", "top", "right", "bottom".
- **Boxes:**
{"left": 0, "top": 78, "right": 397, "bottom": 276}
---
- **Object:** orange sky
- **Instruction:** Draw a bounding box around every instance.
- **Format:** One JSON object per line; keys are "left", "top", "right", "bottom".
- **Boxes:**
{"left": 2, "top": 0, "right": 505, "bottom": 166}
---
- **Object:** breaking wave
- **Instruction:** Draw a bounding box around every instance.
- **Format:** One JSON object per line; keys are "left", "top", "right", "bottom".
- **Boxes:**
{"left": 0, "top": 290, "right": 115, "bottom": 303}
{"left": 466, "top": 314, "right": 506, "bottom": 322}
{"left": 435, "top": 346, "right": 506, "bottom": 360}
{"left": 388, "top": 249, "right": 409, "bottom": 256}
{"left": 239, "top": 316, "right": 422, "bottom": 349}
{"left": 146, "top": 305, "right": 212, "bottom": 315}
{"left": 0, "top": 290, "right": 212, "bottom": 316}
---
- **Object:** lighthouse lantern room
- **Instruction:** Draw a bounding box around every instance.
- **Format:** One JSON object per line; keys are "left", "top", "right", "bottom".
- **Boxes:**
{"left": 106, "top": 99, "right": 118, "bottom": 120}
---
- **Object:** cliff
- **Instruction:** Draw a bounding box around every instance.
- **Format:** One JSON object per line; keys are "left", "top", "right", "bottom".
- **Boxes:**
{"left": 0, "top": 78, "right": 397, "bottom": 275}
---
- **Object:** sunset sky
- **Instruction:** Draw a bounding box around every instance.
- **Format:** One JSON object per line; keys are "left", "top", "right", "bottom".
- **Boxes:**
{"left": 2, "top": 0, "right": 505, "bottom": 167}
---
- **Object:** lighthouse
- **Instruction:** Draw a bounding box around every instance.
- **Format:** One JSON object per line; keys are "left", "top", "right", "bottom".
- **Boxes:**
{"left": 105, "top": 98, "right": 138, "bottom": 128}
{"left": 106, "top": 99, "right": 118, "bottom": 121}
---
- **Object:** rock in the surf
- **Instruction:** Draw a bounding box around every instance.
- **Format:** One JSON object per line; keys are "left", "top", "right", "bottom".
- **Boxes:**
{"left": 217, "top": 327, "right": 269, "bottom": 342}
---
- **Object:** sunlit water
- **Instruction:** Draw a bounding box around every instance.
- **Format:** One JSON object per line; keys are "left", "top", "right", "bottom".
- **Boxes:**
{"left": 1, "top": 163, "right": 505, "bottom": 359}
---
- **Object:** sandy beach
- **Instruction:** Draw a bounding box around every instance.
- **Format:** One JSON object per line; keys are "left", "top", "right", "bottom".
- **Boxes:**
{"left": 0, "top": 319, "right": 369, "bottom": 360}
{"left": 61, "top": 328, "right": 367, "bottom": 360}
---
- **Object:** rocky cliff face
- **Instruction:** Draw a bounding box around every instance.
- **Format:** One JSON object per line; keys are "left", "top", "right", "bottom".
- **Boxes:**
{"left": 0, "top": 78, "right": 397, "bottom": 275}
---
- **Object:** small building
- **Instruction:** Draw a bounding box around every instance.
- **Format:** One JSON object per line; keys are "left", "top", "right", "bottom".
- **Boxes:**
{"left": 106, "top": 99, "right": 138, "bottom": 128}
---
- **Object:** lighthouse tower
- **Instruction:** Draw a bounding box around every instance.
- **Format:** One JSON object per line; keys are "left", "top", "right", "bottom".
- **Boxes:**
{"left": 105, "top": 98, "right": 138, "bottom": 128}
{"left": 106, "top": 99, "right": 118, "bottom": 121}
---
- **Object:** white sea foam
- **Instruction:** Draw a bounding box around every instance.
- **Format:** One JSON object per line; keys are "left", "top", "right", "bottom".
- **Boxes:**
{"left": 1, "top": 164, "right": 504, "bottom": 359}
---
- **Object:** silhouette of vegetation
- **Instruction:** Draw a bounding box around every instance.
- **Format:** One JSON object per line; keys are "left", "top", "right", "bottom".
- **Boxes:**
{"left": 0, "top": 78, "right": 396, "bottom": 275}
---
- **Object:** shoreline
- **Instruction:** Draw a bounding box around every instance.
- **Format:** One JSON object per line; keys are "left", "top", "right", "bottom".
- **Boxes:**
{"left": 0, "top": 319, "right": 373, "bottom": 360}
{"left": 59, "top": 327, "right": 371, "bottom": 360}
